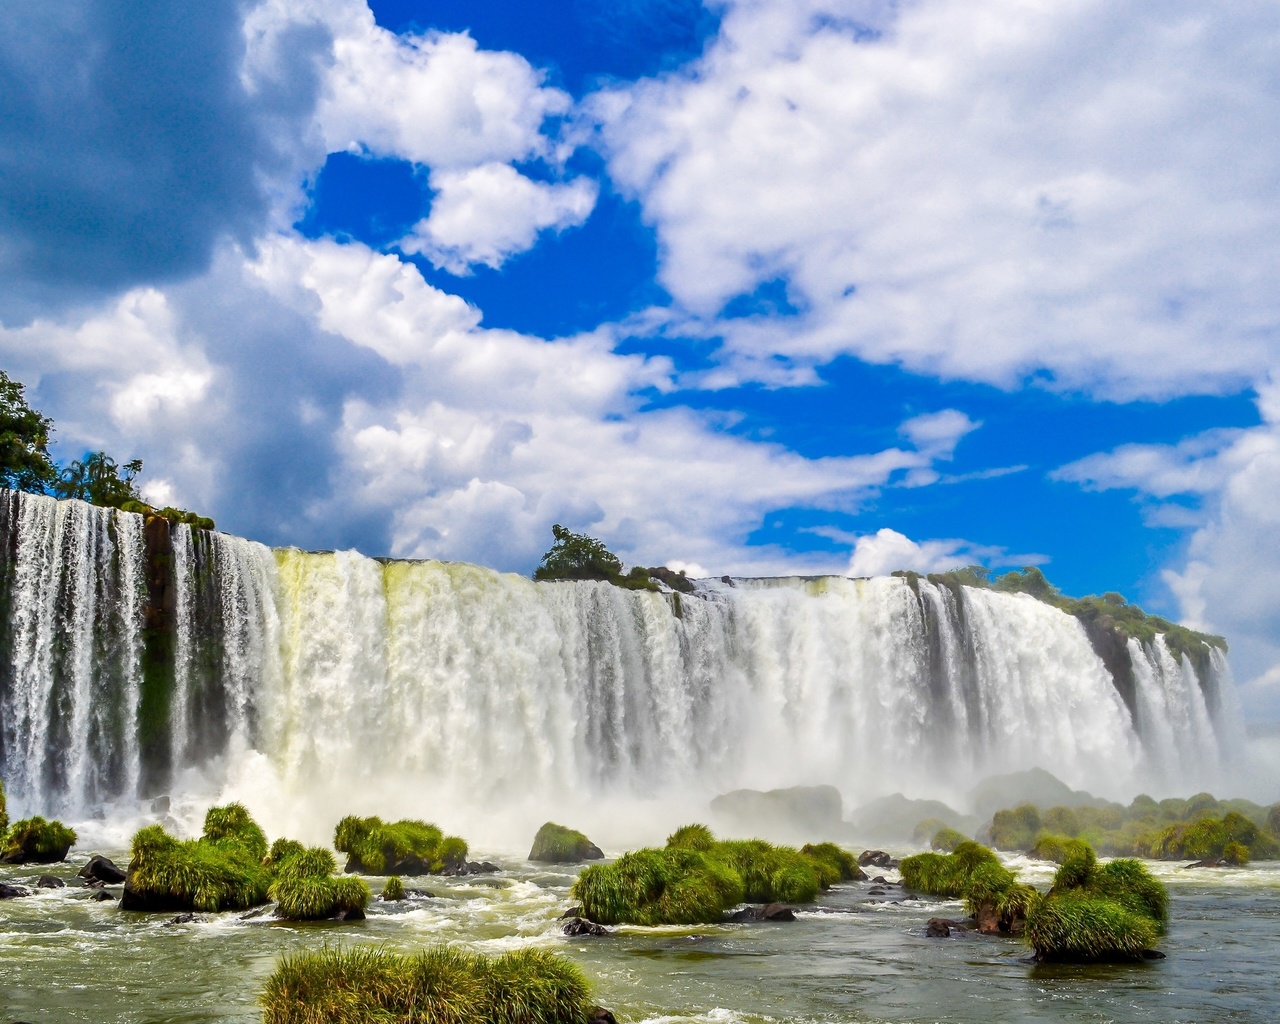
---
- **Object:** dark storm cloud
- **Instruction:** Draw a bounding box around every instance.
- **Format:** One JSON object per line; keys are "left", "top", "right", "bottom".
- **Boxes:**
{"left": 0, "top": 0, "right": 327, "bottom": 319}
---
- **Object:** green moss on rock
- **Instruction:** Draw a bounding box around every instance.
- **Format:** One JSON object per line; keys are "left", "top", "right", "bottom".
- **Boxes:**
{"left": 269, "top": 845, "right": 369, "bottom": 921}
{"left": 528, "top": 822, "right": 604, "bottom": 863}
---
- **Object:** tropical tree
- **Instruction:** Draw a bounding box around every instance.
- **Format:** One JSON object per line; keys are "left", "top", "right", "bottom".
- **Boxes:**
{"left": 0, "top": 370, "right": 58, "bottom": 493}
{"left": 54, "top": 452, "right": 144, "bottom": 509}
{"left": 534, "top": 524, "right": 624, "bottom": 582}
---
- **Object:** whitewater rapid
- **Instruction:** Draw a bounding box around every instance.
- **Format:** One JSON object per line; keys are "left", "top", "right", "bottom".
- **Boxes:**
{"left": 0, "top": 491, "right": 1243, "bottom": 846}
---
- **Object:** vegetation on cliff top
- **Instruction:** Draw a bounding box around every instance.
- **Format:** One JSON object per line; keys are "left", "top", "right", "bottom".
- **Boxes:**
{"left": 262, "top": 945, "right": 596, "bottom": 1024}
{"left": 533, "top": 524, "right": 687, "bottom": 594}
{"left": 893, "top": 564, "right": 1226, "bottom": 665}
{"left": 0, "top": 368, "right": 213, "bottom": 528}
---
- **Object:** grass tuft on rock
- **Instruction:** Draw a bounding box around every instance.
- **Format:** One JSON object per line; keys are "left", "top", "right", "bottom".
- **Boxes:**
{"left": 899, "top": 841, "right": 1001, "bottom": 898}
{"left": 930, "top": 827, "right": 969, "bottom": 852}
{"left": 1, "top": 815, "right": 77, "bottom": 863}
{"left": 262, "top": 944, "right": 594, "bottom": 1024}
{"left": 528, "top": 822, "right": 602, "bottom": 863}
{"left": 269, "top": 845, "right": 370, "bottom": 921}
{"left": 203, "top": 802, "right": 268, "bottom": 862}
{"left": 800, "top": 842, "right": 866, "bottom": 885}
{"left": 667, "top": 823, "right": 715, "bottom": 851}
{"left": 0, "top": 778, "right": 8, "bottom": 838}
{"left": 125, "top": 821, "right": 271, "bottom": 912}
{"left": 382, "top": 875, "right": 406, "bottom": 901}
{"left": 334, "top": 816, "right": 467, "bottom": 874}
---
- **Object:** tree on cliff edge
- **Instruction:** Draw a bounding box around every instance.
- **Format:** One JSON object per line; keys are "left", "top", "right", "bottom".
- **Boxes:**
{"left": 54, "top": 451, "right": 144, "bottom": 509}
{"left": 534, "top": 524, "right": 624, "bottom": 582}
{"left": 0, "top": 370, "right": 58, "bottom": 493}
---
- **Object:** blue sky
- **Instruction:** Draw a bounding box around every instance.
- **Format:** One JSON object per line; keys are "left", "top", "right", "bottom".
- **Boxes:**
{"left": 2, "top": 0, "right": 1279, "bottom": 717}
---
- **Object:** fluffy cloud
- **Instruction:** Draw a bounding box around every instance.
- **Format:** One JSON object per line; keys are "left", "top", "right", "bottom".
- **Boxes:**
{"left": 596, "top": 0, "right": 1280, "bottom": 397}
{"left": 846, "top": 528, "right": 1008, "bottom": 579}
{"left": 401, "top": 164, "right": 597, "bottom": 273}
{"left": 1056, "top": 385, "right": 1280, "bottom": 717}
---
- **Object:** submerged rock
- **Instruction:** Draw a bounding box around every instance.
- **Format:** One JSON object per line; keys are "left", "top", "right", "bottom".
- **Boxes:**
{"left": 37, "top": 875, "right": 65, "bottom": 888}
{"left": 79, "top": 855, "right": 127, "bottom": 885}
{"left": 332, "top": 906, "right": 365, "bottom": 921}
{"left": 589, "top": 1008, "right": 618, "bottom": 1024}
{"left": 1183, "top": 858, "right": 1228, "bottom": 869}
{"left": 925, "top": 917, "right": 971, "bottom": 937}
{"left": 728, "top": 903, "right": 797, "bottom": 922}
{"left": 0, "top": 883, "right": 32, "bottom": 899}
{"left": 166, "top": 913, "right": 200, "bottom": 926}
{"left": 91, "top": 889, "right": 116, "bottom": 901}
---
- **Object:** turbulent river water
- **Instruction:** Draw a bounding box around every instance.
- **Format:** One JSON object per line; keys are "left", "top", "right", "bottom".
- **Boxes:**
{"left": 2, "top": 845, "right": 1277, "bottom": 1024}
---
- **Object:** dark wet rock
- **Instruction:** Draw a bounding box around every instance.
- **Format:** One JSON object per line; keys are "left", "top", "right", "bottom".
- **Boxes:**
{"left": 871, "top": 876, "right": 889, "bottom": 884}
{"left": 926, "top": 918, "right": 951, "bottom": 937}
{"left": 150, "top": 795, "right": 171, "bottom": 814}
{"left": 1183, "top": 858, "right": 1228, "bottom": 869}
{"left": 0, "top": 883, "right": 32, "bottom": 899}
{"left": 589, "top": 1007, "right": 617, "bottom": 1024}
{"left": 560, "top": 906, "right": 583, "bottom": 919}
{"left": 729, "top": 903, "right": 797, "bottom": 922}
{"left": 868, "top": 887, "right": 887, "bottom": 896}
{"left": 528, "top": 823, "right": 605, "bottom": 864}
{"left": 121, "top": 878, "right": 192, "bottom": 913}
{"left": 165, "top": 913, "right": 199, "bottom": 926}
{"left": 1141, "top": 949, "right": 1167, "bottom": 960}
{"left": 79, "top": 855, "right": 128, "bottom": 885}
{"left": 332, "top": 906, "right": 365, "bottom": 921}
{"left": 858, "top": 850, "right": 897, "bottom": 869}
{"left": 405, "top": 888, "right": 436, "bottom": 899}
{"left": 563, "top": 917, "right": 609, "bottom": 936}
{"left": 37, "top": 875, "right": 66, "bottom": 888}
{"left": 85, "top": 879, "right": 105, "bottom": 889}
{"left": 91, "top": 889, "right": 116, "bottom": 901}
{"left": 239, "top": 906, "right": 271, "bottom": 920}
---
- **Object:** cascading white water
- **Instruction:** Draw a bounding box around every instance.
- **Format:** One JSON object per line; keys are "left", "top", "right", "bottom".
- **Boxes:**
{"left": 0, "top": 490, "right": 1245, "bottom": 837}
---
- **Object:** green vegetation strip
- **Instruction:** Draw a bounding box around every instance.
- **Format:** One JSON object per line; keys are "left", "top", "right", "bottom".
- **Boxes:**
{"left": 262, "top": 945, "right": 595, "bottom": 1024}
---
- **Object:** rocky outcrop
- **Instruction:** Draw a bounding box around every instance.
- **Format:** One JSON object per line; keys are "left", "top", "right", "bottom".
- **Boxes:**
{"left": 727, "top": 903, "right": 797, "bottom": 922}
{"left": 857, "top": 850, "right": 898, "bottom": 869}
{"left": 79, "top": 855, "right": 127, "bottom": 885}
{"left": 563, "top": 917, "right": 609, "bottom": 936}
{"left": 529, "top": 822, "right": 604, "bottom": 864}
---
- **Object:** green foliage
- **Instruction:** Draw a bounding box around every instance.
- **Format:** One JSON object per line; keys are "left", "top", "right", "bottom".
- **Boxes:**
{"left": 0, "top": 370, "right": 57, "bottom": 493}
{"left": 267, "top": 838, "right": 307, "bottom": 868}
{"left": 534, "top": 525, "right": 623, "bottom": 582}
{"left": 127, "top": 822, "right": 272, "bottom": 913}
{"left": 800, "top": 842, "right": 864, "bottom": 884}
{"left": 964, "top": 862, "right": 1040, "bottom": 922}
{"left": 1025, "top": 891, "right": 1160, "bottom": 961}
{"left": 203, "top": 803, "right": 268, "bottom": 862}
{"left": 1268, "top": 804, "right": 1280, "bottom": 838}
{"left": 0, "top": 778, "right": 8, "bottom": 839}
{"left": 911, "top": 817, "right": 950, "bottom": 844}
{"left": 989, "top": 804, "right": 1041, "bottom": 850}
{"left": 54, "top": 451, "right": 144, "bottom": 508}
{"left": 1028, "top": 833, "right": 1070, "bottom": 863}
{"left": 1052, "top": 841, "right": 1098, "bottom": 890}
{"left": 334, "top": 816, "right": 466, "bottom": 874}
{"left": 382, "top": 875, "right": 406, "bottom": 901}
{"left": 931, "top": 827, "right": 968, "bottom": 852}
{"left": 261, "top": 945, "right": 594, "bottom": 1024}
{"left": 528, "top": 822, "right": 597, "bottom": 863}
{"left": 899, "top": 842, "right": 1001, "bottom": 898}
{"left": 1042, "top": 806, "right": 1082, "bottom": 836}
{"left": 571, "top": 826, "right": 830, "bottom": 925}
{"left": 1093, "top": 859, "right": 1169, "bottom": 926}
{"left": 667, "top": 823, "right": 716, "bottom": 851}
{"left": 269, "top": 845, "right": 370, "bottom": 921}
{"left": 1, "top": 816, "right": 77, "bottom": 861}
{"left": 1223, "top": 842, "right": 1249, "bottom": 866}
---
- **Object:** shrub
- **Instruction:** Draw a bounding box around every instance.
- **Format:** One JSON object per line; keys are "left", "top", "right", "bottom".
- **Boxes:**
{"left": 382, "top": 875, "right": 406, "bottom": 901}
{"left": 1042, "top": 806, "right": 1082, "bottom": 837}
{"left": 204, "top": 803, "right": 268, "bottom": 861}
{"left": 713, "top": 839, "right": 820, "bottom": 903}
{"left": 125, "top": 822, "right": 272, "bottom": 912}
{"left": 1028, "top": 833, "right": 1071, "bottom": 863}
{"left": 1093, "top": 858, "right": 1169, "bottom": 927}
{"left": 263, "top": 844, "right": 371, "bottom": 921}
{"left": 899, "top": 842, "right": 1001, "bottom": 898}
{"left": 1223, "top": 842, "right": 1249, "bottom": 866}
{"left": 572, "top": 846, "right": 744, "bottom": 926}
{"left": 800, "top": 842, "right": 865, "bottom": 884}
{"left": 261, "top": 945, "right": 594, "bottom": 1024}
{"left": 1, "top": 816, "right": 77, "bottom": 863}
{"left": 1026, "top": 891, "right": 1160, "bottom": 961}
{"left": 528, "top": 822, "right": 601, "bottom": 863}
{"left": 667, "top": 823, "right": 715, "bottom": 851}
{"left": 1052, "top": 840, "right": 1098, "bottom": 890}
{"left": 0, "top": 778, "right": 7, "bottom": 838}
{"left": 989, "top": 804, "right": 1041, "bottom": 851}
{"left": 931, "top": 827, "right": 968, "bottom": 852}
{"left": 334, "top": 816, "right": 467, "bottom": 874}
{"left": 911, "top": 818, "right": 950, "bottom": 845}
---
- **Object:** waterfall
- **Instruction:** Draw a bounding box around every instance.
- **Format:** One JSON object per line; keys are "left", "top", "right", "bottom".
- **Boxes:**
{"left": 0, "top": 490, "right": 1245, "bottom": 831}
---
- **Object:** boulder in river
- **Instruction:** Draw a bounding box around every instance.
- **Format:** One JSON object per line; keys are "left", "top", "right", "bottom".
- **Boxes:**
{"left": 79, "top": 854, "right": 127, "bottom": 885}
{"left": 858, "top": 850, "right": 897, "bottom": 869}
{"left": 37, "top": 875, "right": 65, "bottom": 888}
{"left": 563, "top": 916, "right": 609, "bottom": 936}
{"left": 728, "top": 903, "right": 797, "bottom": 922}
{"left": 0, "top": 816, "right": 76, "bottom": 865}
{"left": 528, "top": 822, "right": 604, "bottom": 864}
{"left": 0, "top": 882, "right": 32, "bottom": 899}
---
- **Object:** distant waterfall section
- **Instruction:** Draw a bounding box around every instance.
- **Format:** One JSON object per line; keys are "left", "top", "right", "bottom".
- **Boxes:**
{"left": 0, "top": 490, "right": 1243, "bottom": 819}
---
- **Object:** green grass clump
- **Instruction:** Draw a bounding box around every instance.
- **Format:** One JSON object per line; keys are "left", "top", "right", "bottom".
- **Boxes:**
{"left": 0, "top": 778, "right": 8, "bottom": 838}
{"left": 800, "top": 842, "right": 865, "bottom": 885}
{"left": 267, "top": 838, "right": 307, "bottom": 868}
{"left": 989, "top": 804, "right": 1041, "bottom": 851}
{"left": 266, "top": 845, "right": 371, "bottom": 921}
{"left": 713, "top": 838, "right": 820, "bottom": 903}
{"left": 1025, "top": 891, "right": 1160, "bottom": 961}
{"left": 334, "top": 816, "right": 468, "bottom": 874}
{"left": 203, "top": 803, "right": 268, "bottom": 861}
{"left": 899, "top": 841, "right": 1001, "bottom": 897}
{"left": 1223, "top": 841, "right": 1249, "bottom": 866}
{"left": 667, "top": 823, "right": 715, "bottom": 851}
{"left": 528, "top": 822, "right": 600, "bottom": 863}
{"left": 572, "top": 846, "right": 743, "bottom": 925}
{"left": 126, "top": 821, "right": 272, "bottom": 912}
{"left": 382, "top": 876, "right": 406, "bottom": 901}
{"left": 964, "top": 862, "right": 1041, "bottom": 925}
{"left": 261, "top": 944, "right": 594, "bottom": 1024}
{"left": 1025, "top": 839, "right": 1168, "bottom": 961}
{"left": 1, "top": 816, "right": 77, "bottom": 863}
{"left": 931, "top": 827, "right": 968, "bottom": 852}
{"left": 1028, "top": 833, "right": 1071, "bottom": 863}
